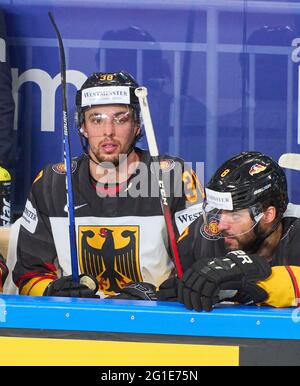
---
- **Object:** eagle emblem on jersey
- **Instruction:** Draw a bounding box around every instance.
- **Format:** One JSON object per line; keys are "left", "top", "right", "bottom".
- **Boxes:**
{"left": 78, "top": 225, "right": 141, "bottom": 294}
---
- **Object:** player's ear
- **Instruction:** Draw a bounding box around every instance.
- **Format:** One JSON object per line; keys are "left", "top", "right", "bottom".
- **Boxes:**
{"left": 79, "top": 127, "right": 88, "bottom": 138}
{"left": 261, "top": 206, "right": 276, "bottom": 224}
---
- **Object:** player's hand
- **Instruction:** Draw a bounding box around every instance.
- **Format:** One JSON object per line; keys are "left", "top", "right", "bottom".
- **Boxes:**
{"left": 157, "top": 277, "right": 178, "bottom": 301}
{"left": 111, "top": 282, "right": 157, "bottom": 300}
{"left": 44, "top": 274, "right": 99, "bottom": 298}
{"left": 0, "top": 254, "right": 8, "bottom": 290}
{"left": 178, "top": 250, "right": 271, "bottom": 311}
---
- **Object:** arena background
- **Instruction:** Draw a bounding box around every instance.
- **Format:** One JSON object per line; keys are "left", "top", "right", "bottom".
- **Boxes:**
{"left": 0, "top": 0, "right": 300, "bottom": 367}
{"left": 1, "top": 0, "right": 300, "bottom": 213}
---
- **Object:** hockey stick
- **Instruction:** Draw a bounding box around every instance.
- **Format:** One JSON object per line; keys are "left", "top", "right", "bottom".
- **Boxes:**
{"left": 135, "top": 87, "right": 184, "bottom": 279}
{"left": 48, "top": 12, "right": 79, "bottom": 282}
{"left": 278, "top": 153, "right": 300, "bottom": 171}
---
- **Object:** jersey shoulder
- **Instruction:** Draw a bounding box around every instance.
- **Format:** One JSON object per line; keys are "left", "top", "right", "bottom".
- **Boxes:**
{"left": 32, "top": 155, "right": 85, "bottom": 188}
{"left": 28, "top": 155, "right": 87, "bottom": 212}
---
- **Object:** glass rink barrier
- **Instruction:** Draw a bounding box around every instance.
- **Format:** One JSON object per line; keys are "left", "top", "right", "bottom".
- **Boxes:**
{"left": 1, "top": 0, "right": 300, "bottom": 211}
{"left": 0, "top": 295, "right": 299, "bottom": 366}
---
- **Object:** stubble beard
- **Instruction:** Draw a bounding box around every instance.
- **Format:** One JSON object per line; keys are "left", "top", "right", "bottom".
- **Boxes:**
{"left": 89, "top": 130, "right": 136, "bottom": 167}
{"left": 224, "top": 232, "right": 257, "bottom": 253}
{"left": 90, "top": 142, "right": 124, "bottom": 167}
{"left": 93, "top": 151, "right": 120, "bottom": 167}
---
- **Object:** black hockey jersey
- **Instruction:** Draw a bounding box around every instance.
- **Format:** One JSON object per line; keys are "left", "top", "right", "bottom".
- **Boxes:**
{"left": 178, "top": 203, "right": 300, "bottom": 272}
{"left": 13, "top": 149, "right": 202, "bottom": 296}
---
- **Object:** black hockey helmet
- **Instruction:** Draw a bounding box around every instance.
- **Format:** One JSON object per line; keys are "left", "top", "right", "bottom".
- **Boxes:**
{"left": 75, "top": 70, "right": 140, "bottom": 127}
{"left": 205, "top": 151, "right": 288, "bottom": 219}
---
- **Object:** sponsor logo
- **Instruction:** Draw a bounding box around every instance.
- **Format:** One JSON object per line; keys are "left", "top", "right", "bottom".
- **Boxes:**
{"left": 79, "top": 225, "right": 141, "bottom": 295}
{"left": 175, "top": 203, "right": 202, "bottom": 235}
{"left": 52, "top": 160, "right": 77, "bottom": 174}
{"left": 249, "top": 163, "right": 266, "bottom": 176}
{"left": 21, "top": 200, "right": 38, "bottom": 233}
{"left": 0, "top": 198, "right": 10, "bottom": 226}
{"left": 230, "top": 250, "right": 253, "bottom": 264}
{"left": 63, "top": 203, "right": 88, "bottom": 213}
{"left": 81, "top": 86, "right": 130, "bottom": 106}
{"left": 253, "top": 183, "right": 271, "bottom": 195}
{"left": 158, "top": 180, "right": 168, "bottom": 205}
{"left": 205, "top": 188, "right": 233, "bottom": 211}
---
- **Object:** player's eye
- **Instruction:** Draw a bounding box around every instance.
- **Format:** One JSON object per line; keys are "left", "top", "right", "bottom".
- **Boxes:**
{"left": 90, "top": 113, "right": 105, "bottom": 124}
{"left": 113, "top": 112, "right": 130, "bottom": 125}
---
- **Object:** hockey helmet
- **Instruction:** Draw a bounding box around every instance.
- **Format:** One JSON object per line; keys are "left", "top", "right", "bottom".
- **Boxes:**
{"left": 76, "top": 71, "right": 140, "bottom": 127}
{"left": 201, "top": 151, "right": 288, "bottom": 240}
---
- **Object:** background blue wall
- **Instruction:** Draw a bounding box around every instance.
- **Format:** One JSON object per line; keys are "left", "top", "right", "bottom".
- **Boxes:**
{"left": 1, "top": 0, "right": 300, "bottom": 211}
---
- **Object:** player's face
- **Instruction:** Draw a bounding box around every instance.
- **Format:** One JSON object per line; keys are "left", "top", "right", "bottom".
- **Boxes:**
{"left": 217, "top": 209, "right": 257, "bottom": 251}
{"left": 83, "top": 104, "right": 140, "bottom": 165}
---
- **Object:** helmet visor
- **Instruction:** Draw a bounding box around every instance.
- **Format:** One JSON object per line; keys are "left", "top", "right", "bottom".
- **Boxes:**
{"left": 201, "top": 188, "right": 264, "bottom": 240}
{"left": 82, "top": 106, "right": 137, "bottom": 140}
{"left": 85, "top": 109, "right": 132, "bottom": 128}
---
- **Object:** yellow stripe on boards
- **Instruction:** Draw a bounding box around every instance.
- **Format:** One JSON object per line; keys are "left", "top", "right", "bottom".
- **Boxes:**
{"left": 0, "top": 336, "right": 239, "bottom": 366}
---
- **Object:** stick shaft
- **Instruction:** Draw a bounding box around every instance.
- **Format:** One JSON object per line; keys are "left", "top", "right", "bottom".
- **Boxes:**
{"left": 135, "top": 87, "right": 183, "bottom": 279}
{"left": 49, "top": 12, "right": 79, "bottom": 282}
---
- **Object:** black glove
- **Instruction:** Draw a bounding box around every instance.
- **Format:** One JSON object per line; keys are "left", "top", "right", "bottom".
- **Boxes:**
{"left": 44, "top": 274, "right": 99, "bottom": 298}
{"left": 111, "top": 282, "right": 157, "bottom": 300}
{"left": 178, "top": 250, "right": 271, "bottom": 312}
{"left": 157, "top": 277, "right": 178, "bottom": 301}
{"left": 0, "top": 254, "right": 8, "bottom": 289}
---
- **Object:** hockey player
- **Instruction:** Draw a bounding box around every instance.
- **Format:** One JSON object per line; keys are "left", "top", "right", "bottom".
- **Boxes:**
{"left": 13, "top": 71, "right": 202, "bottom": 298}
{"left": 158, "top": 151, "right": 300, "bottom": 310}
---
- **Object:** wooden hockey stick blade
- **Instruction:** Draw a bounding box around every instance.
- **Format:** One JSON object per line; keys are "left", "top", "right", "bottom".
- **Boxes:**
{"left": 278, "top": 153, "right": 300, "bottom": 171}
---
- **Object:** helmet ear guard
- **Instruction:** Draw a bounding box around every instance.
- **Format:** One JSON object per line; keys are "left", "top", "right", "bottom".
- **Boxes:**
{"left": 249, "top": 204, "right": 264, "bottom": 223}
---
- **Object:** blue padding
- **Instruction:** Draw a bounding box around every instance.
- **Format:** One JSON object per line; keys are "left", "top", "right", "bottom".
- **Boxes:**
{"left": 0, "top": 295, "right": 299, "bottom": 340}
